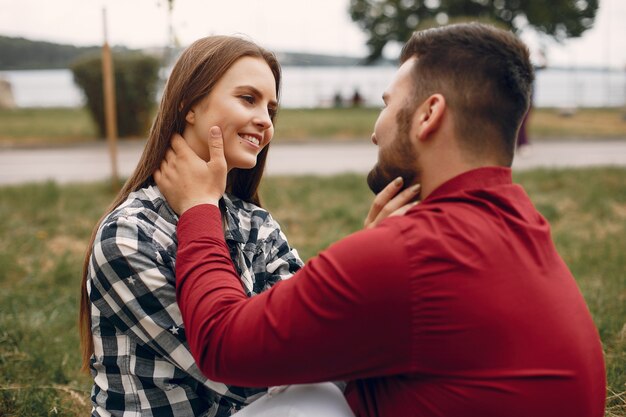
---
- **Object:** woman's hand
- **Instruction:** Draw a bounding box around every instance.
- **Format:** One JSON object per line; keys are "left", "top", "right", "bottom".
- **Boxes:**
{"left": 364, "top": 177, "right": 421, "bottom": 229}
{"left": 154, "top": 126, "right": 228, "bottom": 215}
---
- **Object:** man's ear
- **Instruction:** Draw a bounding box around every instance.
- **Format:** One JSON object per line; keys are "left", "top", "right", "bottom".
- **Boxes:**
{"left": 413, "top": 94, "right": 446, "bottom": 142}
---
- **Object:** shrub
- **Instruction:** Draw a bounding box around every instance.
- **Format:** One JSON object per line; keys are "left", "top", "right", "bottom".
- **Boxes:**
{"left": 71, "top": 52, "right": 160, "bottom": 138}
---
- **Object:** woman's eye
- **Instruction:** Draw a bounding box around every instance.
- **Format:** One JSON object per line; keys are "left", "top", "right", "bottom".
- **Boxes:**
{"left": 240, "top": 95, "right": 255, "bottom": 104}
{"left": 268, "top": 108, "right": 277, "bottom": 119}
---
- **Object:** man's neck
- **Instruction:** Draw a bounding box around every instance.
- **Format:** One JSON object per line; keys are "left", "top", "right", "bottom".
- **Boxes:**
{"left": 419, "top": 159, "right": 499, "bottom": 199}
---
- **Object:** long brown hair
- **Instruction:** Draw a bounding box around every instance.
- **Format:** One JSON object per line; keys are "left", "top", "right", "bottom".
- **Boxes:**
{"left": 79, "top": 36, "right": 282, "bottom": 372}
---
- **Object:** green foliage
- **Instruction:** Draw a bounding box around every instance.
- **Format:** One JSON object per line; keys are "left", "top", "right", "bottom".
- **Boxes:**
{"left": 71, "top": 53, "right": 161, "bottom": 138}
{"left": 0, "top": 36, "right": 102, "bottom": 70}
{"left": 0, "top": 36, "right": 135, "bottom": 70}
{"left": 349, "top": 0, "right": 599, "bottom": 62}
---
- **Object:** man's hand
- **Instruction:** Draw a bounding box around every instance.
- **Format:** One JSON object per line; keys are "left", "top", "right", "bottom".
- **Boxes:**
{"left": 364, "top": 177, "right": 421, "bottom": 229}
{"left": 154, "top": 126, "right": 228, "bottom": 215}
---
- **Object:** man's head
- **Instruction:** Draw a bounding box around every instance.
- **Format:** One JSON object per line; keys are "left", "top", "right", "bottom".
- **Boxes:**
{"left": 367, "top": 23, "right": 534, "bottom": 194}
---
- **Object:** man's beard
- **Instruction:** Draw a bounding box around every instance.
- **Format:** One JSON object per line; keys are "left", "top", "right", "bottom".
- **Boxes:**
{"left": 367, "top": 106, "right": 420, "bottom": 194}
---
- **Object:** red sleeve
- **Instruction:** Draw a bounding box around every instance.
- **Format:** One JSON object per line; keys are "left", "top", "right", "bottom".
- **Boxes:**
{"left": 176, "top": 204, "right": 413, "bottom": 387}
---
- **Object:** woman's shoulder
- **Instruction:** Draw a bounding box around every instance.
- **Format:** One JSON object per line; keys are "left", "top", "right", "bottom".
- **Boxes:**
{"left": 223, "top": 193, "right": 273, "bottom": 223}
{"left": 222, "top": 194, "right": 283, "bottom": 242}
{"left": 98, "top": 184, "right": 178, "bottom": 246}
{"left": 223, "top": 193, "right": 265, "bottom": 213}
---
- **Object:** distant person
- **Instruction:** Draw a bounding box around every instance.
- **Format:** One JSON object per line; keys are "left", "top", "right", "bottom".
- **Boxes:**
{"left": 333, "top": 90, "right": 344, "bottom": 108}
{"left": 79, "top": 36, "right": 305, "bottom": 416}
{"left": 155, "top": 23, "right": 606, "bottom": 417}
{"left": 350, "top": 88, "right": 364, "bottom": 107}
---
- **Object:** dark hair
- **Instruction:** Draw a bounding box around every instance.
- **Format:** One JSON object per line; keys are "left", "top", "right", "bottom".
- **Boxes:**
{"left": 79, "top": 36, "right": 281, "bottom": 372}
{"left": 400, "top": 23, "right": 534, "bottom": 165}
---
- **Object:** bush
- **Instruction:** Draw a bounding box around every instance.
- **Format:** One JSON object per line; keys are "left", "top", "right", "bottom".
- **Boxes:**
{"left": 71, "top": 52, "right": 160, "bottom": 138}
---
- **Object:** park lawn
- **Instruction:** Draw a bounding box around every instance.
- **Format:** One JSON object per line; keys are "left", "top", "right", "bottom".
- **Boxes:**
{"left": 0, "top": 106, "right": 625, "bottom": 147}
{"left": 0, "top": 107, "right": 98, "bottom": 147}
{"left": 529, "top": 107, "right": 626, "bottom": 139}
{"left": 0, "top": 167, "right": 624, "bottom": 416}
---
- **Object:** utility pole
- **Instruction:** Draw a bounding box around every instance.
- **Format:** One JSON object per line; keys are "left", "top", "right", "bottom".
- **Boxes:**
{"left": 163, "top": 0, "right": 175, "bottom": 67}
{"left": 605, "top": 0, "right": 612, "bottom": 106}
{"left": 102, "top": 7, "right": 119, "bottom": 188}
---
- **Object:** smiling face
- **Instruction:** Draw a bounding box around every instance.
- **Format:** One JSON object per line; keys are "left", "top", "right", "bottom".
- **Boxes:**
{"left": 367, "top": 57, "right": 421, "bottom": 194}
{"left": 183, "top": 56, "right": 278, "bottom": 171}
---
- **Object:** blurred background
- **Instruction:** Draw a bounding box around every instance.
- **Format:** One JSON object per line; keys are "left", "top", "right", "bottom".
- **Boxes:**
{"left": 1, "top": 0, "right": 626, "bottom": 110}
{"left": 1, "top": 0, "right": 626, "bottom": 150}
{"left": 0, "top": 1, "right": 624, "bottom": 416}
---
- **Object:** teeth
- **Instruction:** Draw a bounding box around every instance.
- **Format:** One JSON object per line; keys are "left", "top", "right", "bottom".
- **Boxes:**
{"left": 239, "top": 134, "right": 259, "bottom": 146}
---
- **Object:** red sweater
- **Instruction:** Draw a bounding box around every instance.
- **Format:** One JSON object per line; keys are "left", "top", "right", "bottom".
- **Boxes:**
{"left": 176, "top": 167, "right": 606, "bottom": 417}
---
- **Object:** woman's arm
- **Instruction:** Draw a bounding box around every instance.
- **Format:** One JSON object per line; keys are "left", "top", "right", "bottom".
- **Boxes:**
{"left": 89, "top": 214, "right": 264, "bottom": 403}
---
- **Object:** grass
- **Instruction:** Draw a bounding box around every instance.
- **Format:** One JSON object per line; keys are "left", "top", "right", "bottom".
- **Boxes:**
{"left": 529, "top": 107, "right": 626, "bottom": 139}
{"left": 0, "top": 106, "right": 625, "bottom": 148}
{"left": 0, "top": 108, "right": 98, "bottom": 147}
{"left": 274, "top": 107, "right": 382, "bottom": 141}
{"left": 0, "top": 168, "right": 624, "bottom": 416}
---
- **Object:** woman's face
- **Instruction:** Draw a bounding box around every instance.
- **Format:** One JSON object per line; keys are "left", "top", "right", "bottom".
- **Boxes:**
{"left": 183, "top": 56, "right": 277, "bottom": 170}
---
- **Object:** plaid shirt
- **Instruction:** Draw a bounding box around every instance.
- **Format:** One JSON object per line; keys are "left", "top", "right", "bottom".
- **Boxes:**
{"left": 87, "top": 183, "right": 303, "bottom": 417}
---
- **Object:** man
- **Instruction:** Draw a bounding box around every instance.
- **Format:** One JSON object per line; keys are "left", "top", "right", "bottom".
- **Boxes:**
{"left": 154, "top": 23, "right": 606, "bottom": 417}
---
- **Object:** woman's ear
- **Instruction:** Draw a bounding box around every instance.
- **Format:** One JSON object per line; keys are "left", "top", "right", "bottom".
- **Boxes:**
{"left": 413, "top": 93, "right": 446, "bottom": 142}
{"left": 185, "top": 107, "right": 196, "bottom": 125}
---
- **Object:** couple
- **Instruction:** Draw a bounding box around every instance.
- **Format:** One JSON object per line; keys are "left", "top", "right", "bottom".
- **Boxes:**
{"left": 80, "top": 24, "right": 606, "bottom": 417}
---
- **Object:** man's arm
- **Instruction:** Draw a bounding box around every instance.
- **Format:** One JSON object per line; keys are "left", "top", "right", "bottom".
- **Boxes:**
{"left": 154, "top": 126, "right": 418, "bottom": 385}
{"left": 176, "top": 204, "right": 414, "bottom": 386}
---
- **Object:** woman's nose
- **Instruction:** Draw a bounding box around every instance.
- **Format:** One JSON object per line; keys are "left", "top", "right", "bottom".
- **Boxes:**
{"left": 253, "top": 109, "right": 272, "bottom": 130}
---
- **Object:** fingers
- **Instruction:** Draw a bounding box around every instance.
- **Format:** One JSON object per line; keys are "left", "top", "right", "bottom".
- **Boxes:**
{"left": 365, "top": 177, "right": 403, "bottom": 227}
{"left": 154, "top": 166, "right": 170, "bottom": 190}
{"left": 365, "top": 181, "right": 421, "bottom": 229}
{"left": 390, "top": 201, "right": 420, "bottom": 218}
{"left": 163, "top": 147, "right": 175, "bottom": 166}
{"left": 207, "top": 126, "right": 227, "bottom": 170}
{"left": 169, "top": 133, "right": 187, "bottom": 155}
{"left": 380, "top": 183, "right": 421, "bottom": 217}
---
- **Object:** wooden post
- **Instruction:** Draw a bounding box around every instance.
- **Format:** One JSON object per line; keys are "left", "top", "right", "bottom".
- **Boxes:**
{"left": 102, "top": 7, "right": 119, "bottom": 188}
{"left": 623, "top": 64, "right": 626, "bottom": 120}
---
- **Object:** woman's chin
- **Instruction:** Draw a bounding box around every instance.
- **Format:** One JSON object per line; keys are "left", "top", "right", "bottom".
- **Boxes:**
{"left": 230, "top": 159, "right": 257, "bottom": 171}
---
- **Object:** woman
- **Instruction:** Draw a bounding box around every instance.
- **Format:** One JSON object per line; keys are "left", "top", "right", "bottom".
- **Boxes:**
{"left": 79, "top": 36, "right": 303, "bottom": 417}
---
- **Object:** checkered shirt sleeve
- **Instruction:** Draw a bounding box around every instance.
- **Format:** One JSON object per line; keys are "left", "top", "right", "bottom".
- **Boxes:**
{"left": 87, "top": 187, "right": 302, "bottom": 417}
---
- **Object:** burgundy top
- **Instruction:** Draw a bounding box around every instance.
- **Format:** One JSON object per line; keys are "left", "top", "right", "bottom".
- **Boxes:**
{"left": 176, "top": 167, "right": 606, "bottom": 417}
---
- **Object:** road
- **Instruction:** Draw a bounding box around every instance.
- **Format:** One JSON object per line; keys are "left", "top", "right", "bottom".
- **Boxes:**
{"left": 1, "top": 139, "right": 625, "bottom": 185}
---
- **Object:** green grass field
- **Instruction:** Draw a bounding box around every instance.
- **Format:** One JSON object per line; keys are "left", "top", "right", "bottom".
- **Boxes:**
{"left": 0, "top": 168, "right": 624, "bottom": 416}
{"left": 0, "top": 106, "right": 625, "bottom": 148}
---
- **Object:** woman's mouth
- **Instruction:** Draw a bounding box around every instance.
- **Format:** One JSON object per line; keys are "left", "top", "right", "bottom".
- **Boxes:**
{"left": 238, "top": 133, "right": 260, "bottom": 146}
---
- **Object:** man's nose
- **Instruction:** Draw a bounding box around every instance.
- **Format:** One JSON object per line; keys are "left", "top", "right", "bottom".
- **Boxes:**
{"left": 371, "top": 133, "right": 378, "bottom": 145}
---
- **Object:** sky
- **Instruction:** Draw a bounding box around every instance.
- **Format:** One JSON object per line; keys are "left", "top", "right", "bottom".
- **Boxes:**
{"left": 1, "top": 0, "right": 625, "bottom": 69}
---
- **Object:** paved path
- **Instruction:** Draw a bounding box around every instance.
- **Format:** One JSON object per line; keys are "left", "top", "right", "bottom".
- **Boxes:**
{"left": 1, "top": 139, "right": 625, "bottom": 185}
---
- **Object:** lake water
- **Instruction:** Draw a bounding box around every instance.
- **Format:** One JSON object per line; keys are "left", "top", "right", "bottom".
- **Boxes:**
{"left": 1, "top": 66, "right": 625, "bottom": 109}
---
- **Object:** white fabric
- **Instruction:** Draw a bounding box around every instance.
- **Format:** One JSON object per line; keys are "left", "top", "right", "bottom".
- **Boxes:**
{"left": 232, "top": 383, "right": 355, "bottom": 417}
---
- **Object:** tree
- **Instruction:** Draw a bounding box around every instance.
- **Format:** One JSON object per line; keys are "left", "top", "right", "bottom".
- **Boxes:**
{"left": 349, "top": 0, "right": 599, "bottom": 62}
{"left": 72, "top": 53, "right": 160, "bottom": 138}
